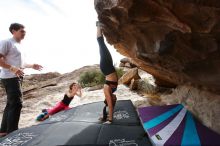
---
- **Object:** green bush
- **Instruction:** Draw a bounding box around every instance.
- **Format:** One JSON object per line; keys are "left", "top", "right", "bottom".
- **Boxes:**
{"left": 78, "top": 70, "right": 105, "bottom": 87}
{"left": 78, "top": 68, "right": 125, "bottom": 88}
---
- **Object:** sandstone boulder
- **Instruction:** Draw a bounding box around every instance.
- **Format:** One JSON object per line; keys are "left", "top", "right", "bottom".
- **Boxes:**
{"left": 95, "top": 0, "right": 220, "bottom": 93}
{"left": 129, "top": 78, "right": 139, "bottom": 90}
{"left": 119, "top": 68, "right": 141, "bottom": 85}
{"left": 120, "top": 58, "right": 137, "bottom": 68}
{"left": 119, "top": 62, "right": 125, "bottom": 67}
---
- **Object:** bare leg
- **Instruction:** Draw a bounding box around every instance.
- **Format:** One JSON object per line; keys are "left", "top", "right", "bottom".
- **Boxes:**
{"left": 97, "top": 25, "right": 103, "bottom": 38}
{"left": 104, "top": 85, "right": 113, "bottom": 122}
{"left": 112, "top": 94, "right": 117, "bottom": 107}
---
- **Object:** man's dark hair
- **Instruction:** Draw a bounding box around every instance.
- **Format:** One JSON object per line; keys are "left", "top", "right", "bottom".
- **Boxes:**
{"left": 9, "top": 23, "right": 25, "bottom": 34}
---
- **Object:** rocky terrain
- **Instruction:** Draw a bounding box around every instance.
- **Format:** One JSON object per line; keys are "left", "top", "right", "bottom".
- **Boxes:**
{"left": 1, "top": 0, "right": 220, "bottom": 135}
{"left": 94, "top": 0, "right": 220, "bottom": 92}
{"left": 0, "top": 64, "right": 219, "bottom": 135}
{"left": 0, "top": 65, "right": 100, "bottom": 128}
{"left": 94, "top": 0, "right": 220, "bottom": 134}
{"left": 0, "top": 65, "right": 151, "bottom": 129}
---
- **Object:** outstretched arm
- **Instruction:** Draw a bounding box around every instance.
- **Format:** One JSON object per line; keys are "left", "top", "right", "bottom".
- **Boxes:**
{"left": 24, "top": 64, "right": 43, "bottom": 71}
{"left": 104, "top": 85, "right": 114, "bottom": 121}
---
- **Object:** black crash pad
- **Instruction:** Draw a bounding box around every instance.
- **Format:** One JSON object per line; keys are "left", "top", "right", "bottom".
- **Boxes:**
{"left": 0, "top": 100, "right": 152, "bottom": 146}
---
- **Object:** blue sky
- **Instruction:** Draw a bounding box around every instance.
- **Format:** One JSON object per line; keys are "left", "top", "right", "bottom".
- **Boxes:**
{"left": 0, "top": 0, "right": 124, "bottom": 74}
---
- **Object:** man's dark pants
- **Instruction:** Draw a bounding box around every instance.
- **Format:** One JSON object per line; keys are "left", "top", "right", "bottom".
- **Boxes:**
{"left": 0, "top": 77, "right": 22, "bottom": 133}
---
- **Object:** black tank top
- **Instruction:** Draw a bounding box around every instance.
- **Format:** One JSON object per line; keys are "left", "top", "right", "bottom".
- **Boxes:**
{"left": 61, "top": 94, "right": 74, "bottom": 106}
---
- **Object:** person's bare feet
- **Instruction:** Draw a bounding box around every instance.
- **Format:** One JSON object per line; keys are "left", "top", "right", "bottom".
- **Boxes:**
{"left": 96, "top": 21, "right": 104, "bottom": 38}
{"left": 97, "top": 27, "right": 102, "bottom": 38}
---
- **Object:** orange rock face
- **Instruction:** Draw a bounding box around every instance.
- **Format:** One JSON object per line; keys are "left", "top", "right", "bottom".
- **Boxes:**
{"left": 95, "top": 0, "right": 220, "bottom": 93}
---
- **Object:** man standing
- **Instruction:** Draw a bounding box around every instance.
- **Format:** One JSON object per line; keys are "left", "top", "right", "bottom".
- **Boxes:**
{"left": 0, "top": 23, "right": 43, "bottom": 137}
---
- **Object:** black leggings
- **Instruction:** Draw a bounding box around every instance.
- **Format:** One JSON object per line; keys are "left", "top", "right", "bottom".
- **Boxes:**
{"left": 0, "top": 77, "right": 23, "bottom": 133}
{"left": 97, "top": 36, "right": 115, "bottom": 76}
